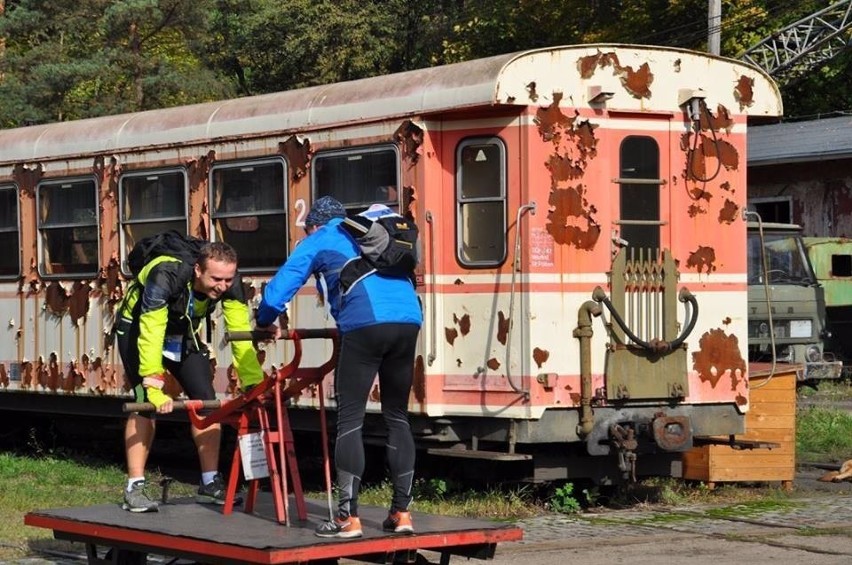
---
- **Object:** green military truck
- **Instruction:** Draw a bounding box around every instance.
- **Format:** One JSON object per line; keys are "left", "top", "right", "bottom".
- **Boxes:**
{"left": 803, "top": 236, "right": 852, "bottom": 378}
{"left": 747, "top": 222, "right": 842, "bottom": 382}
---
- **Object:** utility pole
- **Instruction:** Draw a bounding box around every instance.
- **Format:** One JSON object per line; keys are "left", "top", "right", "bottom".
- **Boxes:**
{"left": 708, "top": 0, "right": 721, "bottom": 55}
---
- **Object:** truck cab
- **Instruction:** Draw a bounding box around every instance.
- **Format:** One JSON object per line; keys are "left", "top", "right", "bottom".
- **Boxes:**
{"left": 747, "top": 222, "right": 842, "bottom": 382}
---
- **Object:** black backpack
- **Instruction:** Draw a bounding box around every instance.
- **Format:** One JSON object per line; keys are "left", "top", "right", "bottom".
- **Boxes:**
{"left": 126, "top": 230, "right": 205, "bottom": 278}
{"left": 339, "top": 213, "right": 418, "bottom": 294}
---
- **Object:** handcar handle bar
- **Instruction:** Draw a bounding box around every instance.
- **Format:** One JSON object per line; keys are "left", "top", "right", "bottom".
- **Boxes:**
{"left": 186, "top": 327, "right": 339, "bottom": 430}
{"left": 224, "top": 328, "right": 338, "bottom": 343}
{"left": 122, "top": 328, "right": 339, "bottom": 418}
{"left": 122, "top": 399, "right": 221, "bottom": 413}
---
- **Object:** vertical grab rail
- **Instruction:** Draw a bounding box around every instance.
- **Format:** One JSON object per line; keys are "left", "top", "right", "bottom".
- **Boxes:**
{"left": 504, "top": 201, "right": 536, "bottom": 398}
{"left": 426, "top": 211, "right": 437, "bottom": 366}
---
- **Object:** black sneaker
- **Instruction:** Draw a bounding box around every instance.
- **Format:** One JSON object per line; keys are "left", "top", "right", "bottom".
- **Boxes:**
{"left": 122, "top": 480, "right": 159, "bottom": 513}
{"left": 196, "top": 473, "right": 243, "bottom": 506}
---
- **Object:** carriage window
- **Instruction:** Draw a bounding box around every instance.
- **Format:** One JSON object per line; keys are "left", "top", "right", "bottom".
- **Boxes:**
{"left": 456, "top": 138, "right": 507, "bottom": 266}
{"left": 119, "top": 169, "right": 187, "bottom": 272}
{"left": 0, "top": 185, "right": 20, "bottom": 277}
{"left": 37, "top": 178, "right": 99, "bottom": 276}
{"left": 618, "top": 136, "right": 661, "bottom": 257}
{"left": 210, "top": 159, "right": 288, "bottom": 271}
{"left": 313, "top": 146, "right": 399, "bottom": 213}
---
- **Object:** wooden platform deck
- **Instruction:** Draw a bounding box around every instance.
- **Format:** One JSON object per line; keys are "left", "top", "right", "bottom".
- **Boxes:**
{"left": 25, "top": 495, "right": 522, "bottom": 565}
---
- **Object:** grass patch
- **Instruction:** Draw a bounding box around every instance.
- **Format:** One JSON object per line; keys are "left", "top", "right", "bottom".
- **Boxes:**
{"left": 0, "top": 451, "right": 198, "bottom": 561}
{"left": 311, "top": 479, "right": 542, "bottom": 521}
{"left": 796, "top": 406, "right": 852, "bottom": 462}
{"left": 797, "top": 380, "right": 852, "bottom": 400}
{"left": 604, "top": 477, "right": 789, "bottom": 509}
{"left": 703, "top": 498, "right": 802, "bottom": 520}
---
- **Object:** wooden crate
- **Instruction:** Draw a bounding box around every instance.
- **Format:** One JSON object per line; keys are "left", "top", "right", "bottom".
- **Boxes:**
{"left": 682, "top": 363, "right": 798, "bottom": 489}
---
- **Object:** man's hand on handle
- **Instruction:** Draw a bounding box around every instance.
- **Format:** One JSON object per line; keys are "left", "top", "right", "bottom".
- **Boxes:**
{"left": 142, "top": 374, "right": 174, "bottom": 414}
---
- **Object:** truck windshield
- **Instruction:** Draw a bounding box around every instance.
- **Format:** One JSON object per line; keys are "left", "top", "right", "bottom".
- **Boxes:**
{"left": 748, "top": 232, "right": 816, "bottom": 285}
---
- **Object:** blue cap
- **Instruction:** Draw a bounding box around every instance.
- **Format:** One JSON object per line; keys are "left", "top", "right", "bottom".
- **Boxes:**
{"left": 305, "top": 196, "right": 346, "bottom": 227}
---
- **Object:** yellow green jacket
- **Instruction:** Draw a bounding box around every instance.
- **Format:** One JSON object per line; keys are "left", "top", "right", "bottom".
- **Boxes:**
{"left": 119, "top": 255, "right": 263, "bottom": 387}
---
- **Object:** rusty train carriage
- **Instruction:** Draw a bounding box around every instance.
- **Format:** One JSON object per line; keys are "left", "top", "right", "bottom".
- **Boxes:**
{"left": 0, "top": 45, "right": 782, "bottom": 482}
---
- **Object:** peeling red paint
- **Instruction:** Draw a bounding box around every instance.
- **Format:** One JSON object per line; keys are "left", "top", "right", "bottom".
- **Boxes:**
{"left": 0, "top": 364, "right": 7, "bottom": 388}
{"left": 568, "top": 392, "right": 581, "bottom": 405}
{"left": 735, "top": 393, "right": 747, "bottom": 406}
{"left": 98, "top": 254, "right": 122, "bottom": 305}
{"left": 35, "top": 357, "right": 46, "bottom": 390}
{"left": 576, "top": 51, "right": 653, "bottom": 99}
{"left": 68, "top": 282, "right": 90, "bottom": 324}
{"left": 719, "top": 198, "right": 739, "bottom": 224}
{"left": 413, "top": 355, "right": 425, "bottom": 404}
{"left": 734, "top": 76, "right": 754, "bottom": 109}
{"left": 688, "top": 203, "right": 707, "bottom": 217}
{"left": 453, "top": 313, "right": 471, "bottom": 336}
{"left": 723, "top": 316, "right": 732, "bottom": 325}
{"left": 686, "top": 246, "right": 717, "bottom": 274}
{"left": 526, "top": 81, "right": 538, "bottom": 102}
{"left": 186, "top": 152, "right": 213, "bottom": 194}
{"left": 394, "top": 120, "right": 424, "bottom": 164}
{"left": 91, "top": 357, "right": 117, "bottom": 393}
{"left": 533, "top": 347, "right": 550, "bottom": 368}
{"left": 280, "top": 135, "right": 312, "bottom": 180}
{"left": 47, "top": 353, "right": 60, "bottom": 392}
{"left": 546, "top": 185, "right": 601, "bottom": 250}
{"left": 445, "top": 327, "right": 459, "bottom": 346}
{"left": 497, "top": 312, "right": 509, "bottom": 346}
{"left": 20, "top": 361, "right": 32, "bottom": 389}
{"left": 486, "top": 358, "right": 500, "bottom": 371}
{"left": 45, "top": 282, "right": 69, "bottom": 316}
{"left": 700, "top": 104, "right": 734, "bottom": 134}
{"left": 700, "top": 136, "right": 739, "bottom": 171}
{"left": 691, "top": 328, "right": 746, "bottom": 388}
{"left": 536, "top": 93, "right": 601, "bottom": 250}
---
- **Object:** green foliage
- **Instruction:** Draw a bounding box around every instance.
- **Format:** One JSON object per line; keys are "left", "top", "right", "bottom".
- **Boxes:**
{"left": 0, "top": 0, "right": 235, "bottom": 126}
{"left": 0, "top": 0, "right": 849, "bottom": 124}
{"left": 549, "top": 482, "right": 581, "bottom": 514}
{"left": 797, "top": 406, "right": 852, "bottom": 462}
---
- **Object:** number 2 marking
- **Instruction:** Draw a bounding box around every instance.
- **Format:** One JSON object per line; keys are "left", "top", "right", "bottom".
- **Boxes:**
{"left": 295, "top": 199, "right": 307, "bottom": 227}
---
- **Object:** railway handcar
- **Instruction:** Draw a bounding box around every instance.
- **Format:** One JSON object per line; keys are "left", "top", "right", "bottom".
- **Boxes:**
{"left": 0, "top": 45, "right": 783, "bottom": 482}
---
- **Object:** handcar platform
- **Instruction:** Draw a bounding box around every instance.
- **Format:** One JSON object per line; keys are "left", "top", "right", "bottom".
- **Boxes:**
{"left": 25, "top": 494, "right": 523, "bottom": 565}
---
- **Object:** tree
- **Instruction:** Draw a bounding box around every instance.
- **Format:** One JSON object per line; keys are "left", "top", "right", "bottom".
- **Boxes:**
{"left": 0, "top": 0, "right": 236, "bottom": 127}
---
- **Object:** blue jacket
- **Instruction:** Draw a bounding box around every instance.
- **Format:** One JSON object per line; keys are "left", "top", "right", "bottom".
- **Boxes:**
{"left": 256, "top": 218, "right": 422, "bottom": 332}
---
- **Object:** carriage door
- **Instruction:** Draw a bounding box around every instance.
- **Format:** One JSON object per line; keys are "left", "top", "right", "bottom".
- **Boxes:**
{"left": 607, "top": 133, "right": 689, "bottom": 400}
{"left": 442, "top": 135, "right": 530, "bottom": 403}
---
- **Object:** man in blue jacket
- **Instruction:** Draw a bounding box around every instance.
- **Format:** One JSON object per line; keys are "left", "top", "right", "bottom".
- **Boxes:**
{"left": 255, "top": 196, "right": 422, "bottom": 538}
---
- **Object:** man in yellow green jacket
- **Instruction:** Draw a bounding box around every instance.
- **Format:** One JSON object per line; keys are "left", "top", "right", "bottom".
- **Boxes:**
{"left": 115, "top": 240, "right": 263, "bottom": 512}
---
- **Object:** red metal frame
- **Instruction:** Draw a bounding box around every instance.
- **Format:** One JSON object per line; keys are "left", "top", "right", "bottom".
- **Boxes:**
{"left": 25, "top": 512, "right": 523, "bottom": 565}
{"left": 186, "top": 328, "right": 339, "bottom": 525}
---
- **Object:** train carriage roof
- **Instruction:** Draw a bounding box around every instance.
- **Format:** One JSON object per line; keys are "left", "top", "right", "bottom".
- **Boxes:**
{"left": 0, "top": 44, "right": 782, "bottom": 165}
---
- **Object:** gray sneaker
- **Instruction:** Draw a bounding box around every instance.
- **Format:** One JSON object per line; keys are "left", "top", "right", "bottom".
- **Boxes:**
{"left": 196, "top": 473, "right": 243, "bottom": 505}
{"left": 122, "top": 480, "right": 159, "bottom": 513}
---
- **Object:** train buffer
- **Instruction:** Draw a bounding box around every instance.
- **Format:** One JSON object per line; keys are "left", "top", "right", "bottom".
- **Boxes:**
{"left": 24, "top": 496, "right": 523, "bottom": 565}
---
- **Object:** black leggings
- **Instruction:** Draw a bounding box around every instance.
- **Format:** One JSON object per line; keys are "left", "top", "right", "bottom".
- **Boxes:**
{"left": 333, "top": 323, "right": 420, "bottom": 518}
{"left": 116, "top": 318, "right": 215, "bottom": 415}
